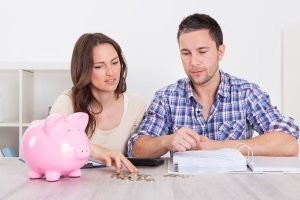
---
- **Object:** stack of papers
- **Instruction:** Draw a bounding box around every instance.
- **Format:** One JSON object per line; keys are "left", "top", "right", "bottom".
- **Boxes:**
{"left": 172, "top": 148, "right": 247, "bottom": 173}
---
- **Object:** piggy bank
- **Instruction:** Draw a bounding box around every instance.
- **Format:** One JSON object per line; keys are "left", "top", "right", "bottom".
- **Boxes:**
{"left": 21, "top": 112, "right": 91, "bottom": 182}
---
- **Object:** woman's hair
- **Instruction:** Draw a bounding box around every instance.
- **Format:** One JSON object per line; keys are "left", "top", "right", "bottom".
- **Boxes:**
{"left": 71, "top": 33, "right": 127, "bottom": 137}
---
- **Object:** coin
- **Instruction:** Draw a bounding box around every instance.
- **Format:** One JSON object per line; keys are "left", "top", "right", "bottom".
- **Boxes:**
{"left": 163, "top": 174, "right": 190, "bottom": 178}
{"left": 111, "top": 172, "right": 155, "bottom": 182}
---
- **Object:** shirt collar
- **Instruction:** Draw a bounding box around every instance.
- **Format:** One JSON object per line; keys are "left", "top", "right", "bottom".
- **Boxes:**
{"left": 184, "top": 70, "right": 230, "bottom": 102}
{"left": 185, "top": 79, "right": 194, "bottom": 101}
{"left": 217, "top": 70, "right": 230, "bottom": 98}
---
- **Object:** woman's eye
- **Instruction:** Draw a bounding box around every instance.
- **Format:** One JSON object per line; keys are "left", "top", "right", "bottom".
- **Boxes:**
{"left": 112, "top": 61, "right": 119, "bottom": 65}
{"left": 94, "top": 65, "right": 103, "bottom": 69}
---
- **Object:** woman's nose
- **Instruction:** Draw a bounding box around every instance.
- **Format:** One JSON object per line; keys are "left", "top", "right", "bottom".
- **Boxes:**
{"left": 105, "top": 65, "right": 113, "bottom": 75}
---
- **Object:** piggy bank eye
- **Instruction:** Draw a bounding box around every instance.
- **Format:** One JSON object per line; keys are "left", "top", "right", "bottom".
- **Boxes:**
{"left": 67, "top": 129, "right": 71, "bottom": 132}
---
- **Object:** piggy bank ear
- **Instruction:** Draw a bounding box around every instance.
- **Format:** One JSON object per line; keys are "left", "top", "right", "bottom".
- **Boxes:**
{"left": 30, "top": 119, "right": 44, "bottom": 125}
{"left": 44, "top": 113, "right": 65, "bottom": 134}
{"left": 25, "top": 119, "right": 44, "bottom": 133}
{"left": 66, "top": 112, "right": 89, "bottom": 130}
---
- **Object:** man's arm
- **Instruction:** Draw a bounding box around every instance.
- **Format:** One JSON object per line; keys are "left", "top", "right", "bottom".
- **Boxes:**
{"left": 132, "top": 135, "right": 170, "bottom": 158}
{"left": 237, "top": 87, "right": 299, "bottom": 156}
{"left": 198, "top": 131, "right": 299, "bottom": 156}
{"left": 132, "top": 127, "right": 201, "bottom": 158}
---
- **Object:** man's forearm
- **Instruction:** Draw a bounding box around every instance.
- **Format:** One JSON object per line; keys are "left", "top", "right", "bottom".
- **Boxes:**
{"left": 201, "top": 132, "right": 299, "bottom": 156}
{"left": 244, "top": 132, "right": 298, "bottom": 156}
{"left": 132, "top": 135, "right": 170, "bottom": 158}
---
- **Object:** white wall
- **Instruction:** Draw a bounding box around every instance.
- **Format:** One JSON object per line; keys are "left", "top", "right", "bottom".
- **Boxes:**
{"left": 282, "top": 26, "right": 300, "bottom": 122}
{"left": 1, "top": 0, "right": 300, "bottom": 113}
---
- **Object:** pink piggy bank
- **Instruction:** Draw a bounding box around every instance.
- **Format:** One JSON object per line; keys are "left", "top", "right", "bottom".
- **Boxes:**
{"left": 21, "top": 112, "right": 91, "bottom": 182}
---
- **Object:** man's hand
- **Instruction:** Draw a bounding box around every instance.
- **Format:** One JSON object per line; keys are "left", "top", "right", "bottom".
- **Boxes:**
{"left": 196, "top": 135, "right": 217, "bottom": 150}
{"left": 167, "top": 127, "right": 201, "bottom": 152}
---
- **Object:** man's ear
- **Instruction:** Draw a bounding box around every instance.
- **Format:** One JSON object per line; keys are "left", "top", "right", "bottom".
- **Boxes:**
{"left": 218, "top": 44, "right": 225, "bottom": 61}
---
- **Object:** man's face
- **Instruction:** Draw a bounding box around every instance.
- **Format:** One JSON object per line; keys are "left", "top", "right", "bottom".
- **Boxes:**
{"left": 178, "top": 29, "right": 225, "bottom": 87}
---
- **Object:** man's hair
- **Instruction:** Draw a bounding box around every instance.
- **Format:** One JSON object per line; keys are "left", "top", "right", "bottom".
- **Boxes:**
{"left": 177, "top": 13, "right": 223, "bottom": 47}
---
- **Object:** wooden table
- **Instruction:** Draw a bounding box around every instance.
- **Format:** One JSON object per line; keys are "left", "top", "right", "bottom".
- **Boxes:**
{"left": 1, "top": 158, "right": 300, "bottom": 200}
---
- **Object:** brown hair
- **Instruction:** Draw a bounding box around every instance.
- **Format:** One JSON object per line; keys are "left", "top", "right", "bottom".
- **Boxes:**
{"left": 177, "top": 13, "right": 223, "bottom": 48}
{"left": 71, "top": 33, "right": 127, "bottom": 137}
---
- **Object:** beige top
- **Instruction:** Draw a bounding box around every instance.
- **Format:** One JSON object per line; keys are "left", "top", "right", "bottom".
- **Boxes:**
{"left": 50, "top": 90, "right": 146, "bottom": 154}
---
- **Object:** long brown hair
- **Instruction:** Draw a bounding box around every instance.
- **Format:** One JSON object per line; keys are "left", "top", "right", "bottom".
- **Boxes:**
{"left": 71, "top": 33, "right": 127, "bottom": 137}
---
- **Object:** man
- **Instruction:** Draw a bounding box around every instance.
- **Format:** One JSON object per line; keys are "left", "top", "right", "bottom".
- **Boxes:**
{"left": 128, "top": 13, "right": 299, "bottom": 158}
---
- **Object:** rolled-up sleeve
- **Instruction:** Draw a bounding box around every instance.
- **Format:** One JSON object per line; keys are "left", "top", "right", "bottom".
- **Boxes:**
{"left": 268, "top": 117, "right": 299, "bottom": 139}
{"left": 246, "top": 88, "right": 299, "bottom": 139}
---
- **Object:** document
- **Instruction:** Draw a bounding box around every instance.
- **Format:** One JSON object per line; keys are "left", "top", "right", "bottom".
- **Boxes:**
{"left": 81, "top": 160, "right": 105, "bottom": 169}
{"left": 247, "top": 156, "right": 300, "bottom": 173}
{"left": 171, "top": 148, "right": 247, "bottom": 174}
{"left": 168, "top": 147, "right": 300, "bottom": 174}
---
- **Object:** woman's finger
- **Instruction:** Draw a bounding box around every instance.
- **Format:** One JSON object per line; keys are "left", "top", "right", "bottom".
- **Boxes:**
{"left": 121, "top": 156, "right": 138, "bottom": 173}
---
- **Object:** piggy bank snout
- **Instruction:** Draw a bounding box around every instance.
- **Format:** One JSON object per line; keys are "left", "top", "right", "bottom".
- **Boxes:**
{"left": 76, "top": 144, "right": 90, "bottom": 159}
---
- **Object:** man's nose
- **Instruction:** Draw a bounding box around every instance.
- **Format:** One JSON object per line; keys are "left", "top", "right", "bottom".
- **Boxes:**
{"left": 191, "top": 54, "right": 201, "bottom": 67}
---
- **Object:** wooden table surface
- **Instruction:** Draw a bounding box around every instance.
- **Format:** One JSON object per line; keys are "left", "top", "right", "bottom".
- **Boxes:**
{"left": 1, "top": 157, "right": 300, "bottom": 200}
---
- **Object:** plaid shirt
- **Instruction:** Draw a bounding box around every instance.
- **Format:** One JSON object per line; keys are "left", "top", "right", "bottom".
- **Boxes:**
{"left": 127, "top": 71, "right": 299, "bottom": 156}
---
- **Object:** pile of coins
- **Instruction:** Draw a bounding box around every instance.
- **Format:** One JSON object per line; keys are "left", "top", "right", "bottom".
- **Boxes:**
{"left": 111, "top": 172, "right": 191, "bottom": 182}
{"left": 111, "top": 172, "right": 155, "bottom": 182}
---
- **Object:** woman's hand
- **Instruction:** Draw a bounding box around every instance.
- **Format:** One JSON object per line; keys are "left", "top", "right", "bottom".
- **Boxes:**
{"left": 90, "top": 144, "right": 137, "bottom": 173}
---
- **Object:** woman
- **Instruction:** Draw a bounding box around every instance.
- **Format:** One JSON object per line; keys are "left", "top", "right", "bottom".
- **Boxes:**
{"left": 50, "top": 33, "right": 146, "bottom": 172}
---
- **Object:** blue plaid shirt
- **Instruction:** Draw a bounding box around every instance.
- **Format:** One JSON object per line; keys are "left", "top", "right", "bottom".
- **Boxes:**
{"left": 127, "top": 71, "right": 299, "bottom": 156}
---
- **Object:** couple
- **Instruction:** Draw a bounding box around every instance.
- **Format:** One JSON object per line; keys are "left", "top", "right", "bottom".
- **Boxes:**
{"left": 51, "top": 13, "right": 299, "bottom": 172}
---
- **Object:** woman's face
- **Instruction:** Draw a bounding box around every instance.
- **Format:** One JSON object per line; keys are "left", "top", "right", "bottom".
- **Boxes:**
{"left": 90, "top": 43, "right": 121, "bottom": 94}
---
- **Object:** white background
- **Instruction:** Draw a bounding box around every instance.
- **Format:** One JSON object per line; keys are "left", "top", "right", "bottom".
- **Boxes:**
{"left": 0, "top": 0, "right": 300, "bottom": 113}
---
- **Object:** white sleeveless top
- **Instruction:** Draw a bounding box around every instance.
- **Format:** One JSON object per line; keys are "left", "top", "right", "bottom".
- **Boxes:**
{"left": 50, "top": 90, "right": 146, "bottom": 154}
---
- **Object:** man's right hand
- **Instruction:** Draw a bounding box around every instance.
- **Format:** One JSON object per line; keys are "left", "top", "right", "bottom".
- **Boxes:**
{"left": 167, "top": 127, "right": 201, "bottom": 152}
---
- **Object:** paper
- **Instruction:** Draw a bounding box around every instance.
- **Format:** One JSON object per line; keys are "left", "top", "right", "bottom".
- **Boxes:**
{"left": 171, "top": 148, "right": 247, "bottom": 174}
{"left": 81, "top": 160, "right": 105, "bottom": 169}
